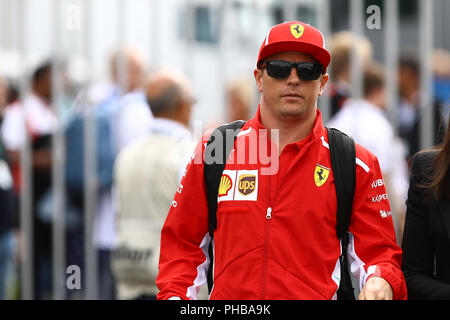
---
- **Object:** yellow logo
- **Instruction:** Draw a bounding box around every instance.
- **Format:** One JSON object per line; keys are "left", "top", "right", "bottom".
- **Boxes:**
{"left": 314, "top": 164, "right": 330, "bottom": 187}
{"left": 238, "top": 174, "right": 256, "bottom": 196}
{"left": 218, "top": 174, "right": 233, "bottom": 197}
{"left": 290, "top": 23, "right": 304, "bottom": 39}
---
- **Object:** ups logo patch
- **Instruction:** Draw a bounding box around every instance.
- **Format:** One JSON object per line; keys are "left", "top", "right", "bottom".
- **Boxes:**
{"left": 238, "top": 174, "right": 256, "bottom": 195}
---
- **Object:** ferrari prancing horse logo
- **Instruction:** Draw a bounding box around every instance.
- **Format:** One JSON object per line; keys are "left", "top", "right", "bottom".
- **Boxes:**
{"left": 314, "top": 164, "right": 330, "bottom": 187}
{"left": 290, "top": 23, "right": 304, "bottom": 39}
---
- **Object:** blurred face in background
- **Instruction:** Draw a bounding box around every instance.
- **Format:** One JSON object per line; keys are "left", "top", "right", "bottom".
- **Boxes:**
{"left": 32, "top": 66, "right": 53, "bottom": 103}
{"left": 126, "top": 54, "right": 145, "bottom": 92}
{"left": 227, "top": 87, "right": 250, "bottom": 122}
{"left": 398, "top": 65, "right": 419, "bottom": 103}
{"left": 111, "top": 49, "right": 146, "bottom": 93}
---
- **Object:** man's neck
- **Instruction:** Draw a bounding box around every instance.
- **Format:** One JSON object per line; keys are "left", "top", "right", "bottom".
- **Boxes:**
{"left": 365, "top": 96, "right": 383, "bottom": 111}
{"left": 260, "top": 106, "right": 317, "bottom": 154}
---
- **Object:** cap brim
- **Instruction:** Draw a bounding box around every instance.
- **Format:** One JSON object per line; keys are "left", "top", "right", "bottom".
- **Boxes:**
{"left": 257, "top": 41, "right": 331, "bottom": 73}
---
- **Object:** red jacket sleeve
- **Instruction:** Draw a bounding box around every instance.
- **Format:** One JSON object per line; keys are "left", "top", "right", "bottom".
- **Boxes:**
{"left": 348, "top": 147, "right": 408, "bottom": 300}
{"left": 156, "top": 138, "right": 210, "bottom": 300}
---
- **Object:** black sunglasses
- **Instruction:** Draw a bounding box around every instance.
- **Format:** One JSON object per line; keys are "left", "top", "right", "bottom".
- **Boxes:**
{"left": 262, "top": 60, "right": 324, "bottom": 81}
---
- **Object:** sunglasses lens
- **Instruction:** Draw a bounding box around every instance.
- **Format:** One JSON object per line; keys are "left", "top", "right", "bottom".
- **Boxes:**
{"left": 265, "top": 61, "right": 292, "bottom": 79}
{"left": 296, "top": 63, "right": 322, "bottom": 80}
{"left": 264, "top": 61, "right": 323, "bottom": 80}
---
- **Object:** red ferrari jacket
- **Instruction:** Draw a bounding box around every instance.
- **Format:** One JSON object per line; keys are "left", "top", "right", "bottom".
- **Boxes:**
{"left": 156, "top": 107, "right": 407, "bottom": 300}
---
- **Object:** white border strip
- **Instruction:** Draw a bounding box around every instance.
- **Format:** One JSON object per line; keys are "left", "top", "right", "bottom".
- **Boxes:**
{"left": 237, "top": 127, "right": 252, "bottom": 138}
{"left": 347, "top": 232, "right": 376, "bottom": 290}
{"left": 186, "top": 232, "right": 211, "bottom": 300}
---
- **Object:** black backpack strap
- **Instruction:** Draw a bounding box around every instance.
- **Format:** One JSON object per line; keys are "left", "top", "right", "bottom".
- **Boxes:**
{"left": 204, "top": 120, "right": 246, "bottom": 293}
{"left": 326, "top": 127, "right": 356, "bottom": 300}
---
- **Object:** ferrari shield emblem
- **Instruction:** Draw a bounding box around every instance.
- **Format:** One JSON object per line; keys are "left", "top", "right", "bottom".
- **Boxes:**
{"left": 314, "top": 164, "right": 330, "bottom": 187}
{"left": 290, "top": 23, "right": 304, "bottom": 39}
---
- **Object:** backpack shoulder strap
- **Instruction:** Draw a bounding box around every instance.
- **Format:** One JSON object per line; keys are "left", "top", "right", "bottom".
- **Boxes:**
{"left": 326, "top": 127, "right": 356, "bottom": 238}
{"left": 204, "top": 120, "right": 247, "bottom": 235}
{"left": 204, "top": 120, "right": 246, "bottom": 293}
{"left": 326, "top": 126, "right": 356, "bottom": 300}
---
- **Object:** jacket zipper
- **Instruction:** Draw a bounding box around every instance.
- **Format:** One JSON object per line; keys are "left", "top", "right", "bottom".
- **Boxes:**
{"left": 261, "top": 174, "right": 272, "bottom": 299}
{"left": 262, "top": 135, "right": 275, "bottom": 299}
{"left": 266, "top": 207, "right": 272, "bottom": 219}
{"left": 261, "top": 207, "right": 272, "bottom": 299}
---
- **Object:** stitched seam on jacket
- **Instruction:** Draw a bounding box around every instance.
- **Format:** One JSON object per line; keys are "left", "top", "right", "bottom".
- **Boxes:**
{"left": 213, "top": 244, "right": 262, "bottom": 281}
{"left": 271, "top": 258, "right": 329, "bottom": 299}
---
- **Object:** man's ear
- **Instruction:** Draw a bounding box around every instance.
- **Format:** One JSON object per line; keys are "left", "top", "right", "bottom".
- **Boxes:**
{"left": 254, "top": 68, "right": 263, "bottom": 93}
{"left": 318, "top": 73, "right": 329, "bottom": 96}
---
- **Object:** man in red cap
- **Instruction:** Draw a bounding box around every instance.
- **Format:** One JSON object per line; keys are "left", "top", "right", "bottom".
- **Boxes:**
{"left": 156, "top": 21, "right": 407, "bottom": 300}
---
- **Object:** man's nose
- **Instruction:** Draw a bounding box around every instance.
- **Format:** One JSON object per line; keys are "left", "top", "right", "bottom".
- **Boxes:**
{"left": 286, "top": 66, "right": 301, "bottom": 84}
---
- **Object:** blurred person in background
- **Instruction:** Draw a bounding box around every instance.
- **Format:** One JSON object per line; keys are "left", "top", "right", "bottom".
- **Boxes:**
{"left": 225, "top": 76, "right": 253, "bottom": 122}
{"left": 83, "top": 47, "right": 152, "bottom": 150}
{"left": 0, "top": 76, "right": 17, "bottom": 299}
{"left": 111, "top": 68, "right": 197, "bottom": 300}
{"left": 402, "top": 115, "right": 450, "bottom": 299}
{"left": 206, "top": 76, "right": 254, "bottom": 132}
{"left": 328, "top": 62, "right": 409, "bottom": 243}
{"left": 1, "top": 61, "right": 58, "bottom": 299}
{"left": 65, "top": 47, "right": 152, "bottom": 299}
{"left": 397, "top": 54, "right": 445, "bottom": 160}
{"left": 111, "top": 48, "right": 153, "bottom": 151}
{"left": 96, "top": 47, "right": 152, "bottom": 299}
{"left": 324, "top": 31, "right": 373, "bottom": 118}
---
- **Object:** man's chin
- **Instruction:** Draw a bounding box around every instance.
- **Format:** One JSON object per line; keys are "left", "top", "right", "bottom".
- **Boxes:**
{"left": 279, "top": 105, "right": 306, "bottom": 118}
{"left": 276, "top": 103, "right": 318, "bottom": 122}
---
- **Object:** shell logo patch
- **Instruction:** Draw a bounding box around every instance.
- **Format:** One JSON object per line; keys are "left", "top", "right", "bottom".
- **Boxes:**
{"left": 314, "top": 164, "right": 330, "bottom": 187}
{"left": 290, "top": 23, "right": 304, "bottom": 39}
{"left": 218, "top": 174, "right": 233, "bottom": 197}
{"left": 218, "top": 170, "right": 258, "bottom": 202}
{"left": 238, "top": 174, "right": 256, "bottom": 196}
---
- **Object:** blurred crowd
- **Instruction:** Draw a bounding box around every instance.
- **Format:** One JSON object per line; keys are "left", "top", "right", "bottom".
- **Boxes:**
{"left": 0, "top": 32, "right": 449, "bottom": 299}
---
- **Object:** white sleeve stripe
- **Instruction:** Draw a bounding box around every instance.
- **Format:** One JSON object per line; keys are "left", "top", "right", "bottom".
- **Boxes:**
{"left": 321, "top": 136, "right": 370, "bottom": 173}
{"left": 356, "top": 158, "right": 370, "bottom": 173}
{"left": 347, "top": 232, "right": 376, "bottom": 290}
{"left": 186, "top": 232, "right": 211, "bottom": 300}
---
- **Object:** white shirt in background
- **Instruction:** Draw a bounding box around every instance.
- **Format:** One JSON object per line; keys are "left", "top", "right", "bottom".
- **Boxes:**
{"left": 1, "top": 93, "right": 58, "bottom": 151}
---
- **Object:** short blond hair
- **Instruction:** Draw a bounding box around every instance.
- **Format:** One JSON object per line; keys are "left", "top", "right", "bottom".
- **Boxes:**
{"left": 329, "top": 31, "right": 373, "bottom": 79}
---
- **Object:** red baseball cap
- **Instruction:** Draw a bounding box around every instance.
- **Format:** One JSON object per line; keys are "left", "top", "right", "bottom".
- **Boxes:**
{"left": 257, "top": 21, "right": 331, "bottom": 73}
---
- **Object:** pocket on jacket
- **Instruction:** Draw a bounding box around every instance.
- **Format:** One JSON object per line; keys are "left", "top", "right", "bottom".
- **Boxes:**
{"left": 218, "top": 206, "right": 249, "bottom": 214}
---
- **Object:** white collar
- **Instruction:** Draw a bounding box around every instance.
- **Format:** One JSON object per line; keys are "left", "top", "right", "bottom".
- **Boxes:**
{"left": 151, "top": 118, "right": 192, "bottom": 140}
